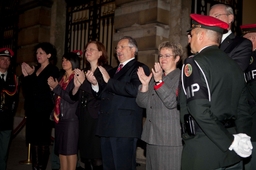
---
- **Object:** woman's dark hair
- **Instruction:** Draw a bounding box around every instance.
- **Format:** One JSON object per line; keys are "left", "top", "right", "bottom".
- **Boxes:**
{"left": 34, "top": 42, "right": 57, "bottom": 65}
{"left": 84, "top": 41, "right": 108, "bottom": 69}
{"left": 62, "top": 52, "right": 80, "bottom": 70}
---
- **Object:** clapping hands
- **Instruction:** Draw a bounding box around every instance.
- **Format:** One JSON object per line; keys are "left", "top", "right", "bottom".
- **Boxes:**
{"left": 47, "top": 76, "right": 58, "bottom": 91}
{"left": 21, "top": 62, "right": 35, "bottom": 77}
{"left": 73, "top": 69, "right": 85, "bottom": 87}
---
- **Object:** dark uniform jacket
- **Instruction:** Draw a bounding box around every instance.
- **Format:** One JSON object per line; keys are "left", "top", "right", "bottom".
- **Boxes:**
{"left": 96, "top": 59, "right": 149, "bottom": 138}
{"left": 179, "top": 45, "right": 252, "bottom": 170}
{"left": 0, "top": 71, "right": 19, "bottom": 131}
{"left": 245, "top": 50, "right": 256, "bottom": 141}
{"left": 220, "top": 33, "right": 252, "bottom": 71}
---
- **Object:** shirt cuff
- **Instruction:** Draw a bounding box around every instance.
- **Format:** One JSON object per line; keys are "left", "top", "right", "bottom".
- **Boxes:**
{"left": 91, "top": 83, "right": 99, "bottom": 92}
{"left": 154, "top": 81, "right": 164, "bottom": 90}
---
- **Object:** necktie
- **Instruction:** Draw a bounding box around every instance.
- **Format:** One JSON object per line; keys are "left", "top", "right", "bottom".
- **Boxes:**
{"left": 1, "top": 74, "right": 4, "bottom": 81}
{"left": 116, "top": 64, "right": 123, "bottom": 73}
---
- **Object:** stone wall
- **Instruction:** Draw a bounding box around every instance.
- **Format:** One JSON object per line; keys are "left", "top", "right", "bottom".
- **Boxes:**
{"left": 113, "top": 0, "right": 191, "bottom": 69}
{"left": 16, "top": 0, "right": 66, "bottom": 117}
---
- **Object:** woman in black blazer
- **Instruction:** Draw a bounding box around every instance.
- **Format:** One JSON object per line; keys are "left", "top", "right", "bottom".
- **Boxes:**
{"left": 71, "top": 41, "right": 111, "bottom": 170}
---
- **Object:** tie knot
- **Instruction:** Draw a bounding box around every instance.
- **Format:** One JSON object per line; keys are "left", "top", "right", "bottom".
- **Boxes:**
{"left": 1, "top": 74, "right": 4, "bottom": 79}
{"left": 116, "top": 64, "right": 123, "bottom": 73}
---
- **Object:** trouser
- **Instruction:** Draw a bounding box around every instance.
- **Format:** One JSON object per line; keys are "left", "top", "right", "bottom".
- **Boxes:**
{"left": 101, "top": 137, "right": 137, "bottom": 170}
{"left": 244, "top": 142, "right": 256, "bottom": 170}
{"left": 31, "top": 145, "right": 50, "bottom": 170}
{"left": 50, "top": 141, "right": 60, "bottom": 169}
{"left": 0, "top": 130, "right": 12, "bottom": 170}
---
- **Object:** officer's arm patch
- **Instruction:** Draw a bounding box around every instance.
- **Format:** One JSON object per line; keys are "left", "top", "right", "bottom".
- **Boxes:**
{"left": 181, "top": 57, "right": 210, "bottom": 102}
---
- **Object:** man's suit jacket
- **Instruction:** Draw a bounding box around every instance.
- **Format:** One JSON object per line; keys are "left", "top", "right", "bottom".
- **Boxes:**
{"left": 220, "top": 33, "right": 252, "bottom": 71}
{"left": 179, "top": 45, "right": 252, "bottom": 170}
{"left": 96, "top": 59, "right": 149, "bottom": 138}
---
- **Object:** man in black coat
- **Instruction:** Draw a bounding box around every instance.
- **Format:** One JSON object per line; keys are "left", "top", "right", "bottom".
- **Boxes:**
{"left": 86, "top": 36, "right": 149, "bottom": 170}
{"left": 179, "top": 14, "right": 253, "bottom": 170}
{"left": 241, "top": 23, "right": 256, "bottom": 170}
{"left": 0, "top": 48, "right": 19, "bottom": 170}
{"left": 209, "top": 3, "right": 252, "bottom": 72}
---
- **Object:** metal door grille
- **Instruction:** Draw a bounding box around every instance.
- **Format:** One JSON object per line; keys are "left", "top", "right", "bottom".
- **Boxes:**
{"left": 65, "top": 0, "right": 115, "bottom": 68}
{"left": 0, "top": 0, "right": 19, "bottom": 66}
{"left": 191, "top": 0, "right": 242, "bottom": 35}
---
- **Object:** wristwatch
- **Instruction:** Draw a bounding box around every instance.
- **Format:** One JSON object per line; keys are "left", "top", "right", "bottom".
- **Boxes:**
{"left": 155, "top": 79, "right": 163, "bottom": 85}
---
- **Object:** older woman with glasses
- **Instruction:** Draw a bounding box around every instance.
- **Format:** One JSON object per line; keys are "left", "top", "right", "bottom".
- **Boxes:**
{"left": 136, "top": 41, "right": 183, "bottom": 170}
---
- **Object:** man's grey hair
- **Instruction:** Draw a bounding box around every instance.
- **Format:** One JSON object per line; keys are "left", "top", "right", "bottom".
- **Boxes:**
{"left": 210, "top": 4, "right": 234, "bottom": 23}
{"left": 119, "top": 36, "right": 138, "bottom": 55}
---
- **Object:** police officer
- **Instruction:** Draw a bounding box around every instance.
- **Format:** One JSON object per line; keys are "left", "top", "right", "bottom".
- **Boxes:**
{"left": 240, "top": 23, "right": 256, "bottom": 170}
{"left": 179, "top": 14, "right": 253, "bottom": 170}
{"left": 0, "top": 48, "right": 19, "bottom": 170}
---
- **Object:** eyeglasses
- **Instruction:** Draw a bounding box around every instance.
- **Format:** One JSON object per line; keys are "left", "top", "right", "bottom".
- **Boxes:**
{"left": 159, "top": 54, "right": 175, "bottom": 58}
{"left": 213, "top": 13, "right": 229, "bottom": 18}
{"left": 85, "top": 48, "right": 98, "bottom": 53}
{"left": 115, "top": 45, "right": 132, "bottom": 51}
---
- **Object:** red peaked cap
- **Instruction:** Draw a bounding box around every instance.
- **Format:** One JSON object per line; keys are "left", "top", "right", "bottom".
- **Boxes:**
{"left": 0, "top": 47, "right": 14, "bottom": 58}
{"left": 240, "top": 23, "right": 256, "bottom": 34}
{"left": 72, "top": 50, "right": 83, "bottom": 57}
{"left": 189, "top": 14, "right": 229, "bottom": 33}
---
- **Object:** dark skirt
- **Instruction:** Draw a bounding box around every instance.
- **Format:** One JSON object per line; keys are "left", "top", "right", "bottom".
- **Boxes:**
{"left": 79, "top": 112, "right": 101, "bottom": 162}
{"left": 55, "top": 119, "right": 79, "bottom": 155}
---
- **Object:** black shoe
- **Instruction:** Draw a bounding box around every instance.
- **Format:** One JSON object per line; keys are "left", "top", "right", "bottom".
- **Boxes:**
{"left": 136, "top": 163, "right": 141, "bottom": 167}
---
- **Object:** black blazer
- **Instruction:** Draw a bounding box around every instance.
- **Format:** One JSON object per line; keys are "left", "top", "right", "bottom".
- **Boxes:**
{"left": 96, "top": 59, "right": 149, "bottom": 138}
{"left": 71, "top": 65, "right": 112, "bottom": 119}
{"left": 220, "top": 33, "right": 252, "bottom": 71}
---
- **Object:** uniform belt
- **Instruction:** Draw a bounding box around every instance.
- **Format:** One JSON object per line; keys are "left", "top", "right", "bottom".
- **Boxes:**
{"left": 183, "top": 114, "right": 236, "bottom": 136}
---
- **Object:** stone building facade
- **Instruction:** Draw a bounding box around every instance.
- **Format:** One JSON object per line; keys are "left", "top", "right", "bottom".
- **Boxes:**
{"left": 10, "top": 0, "right": 192, "bottom": 117}
{"left": 1, "top": 0, "right": 255, "bottom": 164}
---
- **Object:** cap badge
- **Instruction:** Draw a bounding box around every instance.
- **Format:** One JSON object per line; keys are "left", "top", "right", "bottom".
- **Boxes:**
{"left": 4, "top": 50, "right": 10, "bottom": 55}
{"left": 192, "top": 24, "right": 202, "bottom": 29}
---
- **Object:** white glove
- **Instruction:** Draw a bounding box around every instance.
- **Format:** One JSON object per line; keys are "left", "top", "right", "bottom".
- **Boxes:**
{"left": 229, "top": 133, "right": 253, "bottom": 158}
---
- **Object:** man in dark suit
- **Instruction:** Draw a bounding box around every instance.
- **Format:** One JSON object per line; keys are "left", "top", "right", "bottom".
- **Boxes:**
{"left": 241, "top": 23, "right": 256, "bottom": 170}
{"left": 209, "top": 3, "right": 252, "bottom": 71}
{"left": 86, "top": 36, "right": 149, "bottom": 170}
{"left": 0, "top": 48, "right": 19, "bottom": 170}
{"left": 179, "top": 14, "right": 253, "bottom": 170}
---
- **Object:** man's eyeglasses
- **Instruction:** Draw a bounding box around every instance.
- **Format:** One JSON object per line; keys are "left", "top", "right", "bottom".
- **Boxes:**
{"left": 159, "top": 54, "right": 175, "bottom": 58}
{"left": 115, "top": 45, "right": 132, "bottom": 51}
{"left": 213, "top": 13, "right": 229, "bottom": 18}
